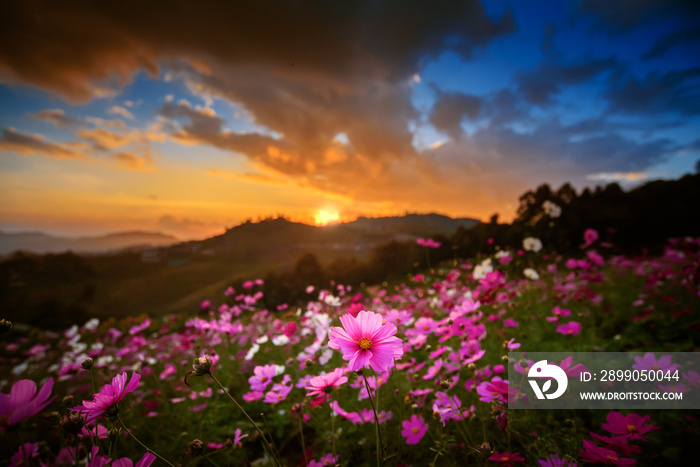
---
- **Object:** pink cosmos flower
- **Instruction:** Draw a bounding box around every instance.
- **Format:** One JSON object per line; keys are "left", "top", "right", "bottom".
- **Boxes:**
{"left": 0, "top": 378, "right": 55, "bottom": 431}
{"left": 601, "top": 412, "right": 659, "bottom": 441}
{"left": 112, "top": 452, "right": 157, "bottom": 467}
{"left": 305, "top": 368, "right": 348, "bottom": 404}
{"left": 328, "top": 310, "right": 403, "bottom": 372}
{"left": 538, "top": 454, "right": 576, "bottom": 466}
{"left": 632, "top": 353, "right": 679, "bottom": 372}
{"left": 503, "top": 318, "right": 519, "bottom": 328}
{"left": 233, "top": 428, "right": 248, "bottom": 449}
{"left": 10, "top": 442, "right": 39, "bottom": 467}
{"left": 579, "top": 440, "right": 637, "bottom": 465}
{"left": 307, "top": 453, "right": 339, "bottom": 467}
{"left": 556, "top": 321, "right": 582, "bottom": 335}
{"left": 590, "top": 432, "right": 642, "bottom": 457}
{"left": 489, "top": 451, "right": 525, "bottom": 466}
{"left": 581, "top": 228, "right": 599, "bottom": 249}
{"left": 73, "top": 372, "right": 140, "bottom": 423}
{"left": 401, "top": 414, "right": 428, "bottom": 444}
{"left": 248, "top": 364, "right": 278, "bottom": 391}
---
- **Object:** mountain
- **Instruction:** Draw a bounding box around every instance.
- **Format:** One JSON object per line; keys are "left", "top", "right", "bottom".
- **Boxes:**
{"left": 0, "top": 230, "right": 179, "bottom": 255}
{"left": 180, "top": 213, "right": 480, "bottom": 255}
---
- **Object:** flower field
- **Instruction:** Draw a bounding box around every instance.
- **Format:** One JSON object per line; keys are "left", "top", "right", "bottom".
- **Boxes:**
{"left": 1, "top": 234, "right": 699, "bottom": 466}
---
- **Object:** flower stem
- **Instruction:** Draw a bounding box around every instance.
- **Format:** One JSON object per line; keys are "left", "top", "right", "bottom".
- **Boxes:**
{"left": 362, "top": 373, "right": 385, "bottom": 466}
{"left": 297, "top": 411, "right": 308, "bottom": 466}
{"left": 202, "top": 452, "right": 221, "bottom": 467}
{"left": 330, "top": 396, "right": 337, "bottom": 459}
{"left": 208, "top": 373, "right": 281, "bottom": 467}
{"left": 89, "top": 367, "right": 97, "bottom": 396}
{"left": 116, "top": 415, "right": 175, "bottom": 467}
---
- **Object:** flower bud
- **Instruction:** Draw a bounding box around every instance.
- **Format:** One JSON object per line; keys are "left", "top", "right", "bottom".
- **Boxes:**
{"left": 477, "top": 441, "right": 492, "bottom": 454}
{"left": 0, "top": 319, "right": 12, "bottom": 334}
{"left": 80, "top": 358, "right": 94, "bottom": 370}
{"left": 466, "top": 363, "right": 476, "bottom": 371}
{"left": 185, "top": 355, "right": 212, "bottom": 386}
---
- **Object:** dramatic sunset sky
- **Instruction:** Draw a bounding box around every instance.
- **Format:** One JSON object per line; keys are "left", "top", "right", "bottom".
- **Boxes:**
{"left": 1, "top": 1, "right": 698, "bottom": 239}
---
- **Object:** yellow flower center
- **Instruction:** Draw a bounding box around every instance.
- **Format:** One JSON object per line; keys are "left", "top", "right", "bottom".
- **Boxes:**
{"left": 358, "top": 337, "right": 372, "bottom": 350}
{"left": 652, "top": 365, "right": 660, "bottom": 371}
{"left": 627, "top": 424, "right": 637, "bottom": 433}
{"left": 502, "top": 456, "right": 509, "bottom": 461}
{"left": 412, "top": 427, "right": 419, "bottom": 434}
{"left": 606, "top": 454, "right": 619, "bottom": 461}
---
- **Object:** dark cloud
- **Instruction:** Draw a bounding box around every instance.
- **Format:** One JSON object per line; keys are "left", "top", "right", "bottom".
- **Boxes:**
{"left": 605, "top": 67, "right": 700, "bottom": 116}
{"left": 578, "top": 0, "right": 700, "bottom": 33}
{"left": 516, "top": 57, "right": 619, "bottom": 105}
{"left": 429, "top": 91, "right": 482, "bottom": 139}
{"left": 643, "top": 26, "right": 700, "bottom": 59}
{"left": 0, "top": 128, "right": 85, "bottom": 159}
{"left": 0, "top": 0, "right": 514, "bottom": 102}
{"left": 28, "top": 109, "right": 85, "bottom": 129}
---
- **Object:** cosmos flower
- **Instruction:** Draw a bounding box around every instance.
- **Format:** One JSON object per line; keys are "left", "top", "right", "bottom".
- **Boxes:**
{"left": 556, "top": 321, "right": 582, "bottom": 335}
{"left": 600, "top": 412, "right": 659, "bottom": 441}
{"left": 112, "top": 452, "right": 157, "bottom": 467}
{"left": 401, "top": 414, "right": 428, "bottom": 444}
{"left": 538, "top": 454, "right": 577, "bottom": 466}
{"left": 328, "top": 310, "right": 403, "bottom": 372}
{"left": 307, "top": 453, "right": 339, "bottom": 467}
{"left": 579, "top": 440, "right": 637, "bottom": 465}
{"left": 632, "top": 353, "right": 679, "bottom": 373}
{"left": 305, "top": 368, "right": 348, "bottom": 404}
{"left": 523, "top": 268, "right": 540, "bottom": 280}
{"left": 0, "top": 378, "right": 55, "bottom": 431}
{"left": 73, "top": 372, "right": 141, "bottom": 423}
{"left": 523, "top": 237, "right": 543, "bottom": 253}
{"left": 489, "top": 451, "right": 525, "bottom": 466}
{"left": 581, "top": 229, "right": 599, "bottom": 249}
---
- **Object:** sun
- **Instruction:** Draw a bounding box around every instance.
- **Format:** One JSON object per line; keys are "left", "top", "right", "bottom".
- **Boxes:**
{"left": 314, "top": 210, "right": 341, "bottom": 226}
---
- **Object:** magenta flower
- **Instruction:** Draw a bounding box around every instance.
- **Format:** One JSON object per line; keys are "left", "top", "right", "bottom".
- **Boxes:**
{"left": 307, "top": 453, "right": 339, "bottom": 467}
{"left": 632, "top": 353, "right": 679, "bottom": 372}
{"left": 579, "top": 440, "right": 637, "bottom": 465}
{"left": 581, "top": 228, "right": 599, "bottom": 249}
{"left": 112, "top": 452, "right": 157, "bottom": 467}
{"left": 233, "top": 428, "right": 248, "bottom": 449}
{"left": 503, "top": 318, "right": 519, "bottom": 328}
{"left": 556, "top": 321, "right": 582, "bottom": 335}
{"left": 73, "top": 372, "right": 140, "bottom": 423}
{"left": 248, "top": 364, "right": 278, "bottom": 391}
{"left": 0, "top": 378, "right": 55, "bottom": 431}
{"left": 600, "top": 412, "right": 659, "bottom": 441}
{"left": 401, "top": 414, "right": 428, "bottom": 444}
{"left": 538, "top": 454, "right": 576, "bottom": 466}
{"left": 10, "top": 442, "right": 39, "bottom": 466}
{"left": 305, "top": 368, "right": 348, "bottom": 404}
{"left": 488, "top": 451, "right": 525, "bottom": 466}
{"left": 328, "top": 310, "right": 403, "bottom": 372}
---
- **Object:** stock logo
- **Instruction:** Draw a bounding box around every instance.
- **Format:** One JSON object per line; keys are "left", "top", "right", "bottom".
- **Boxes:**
{"left": 528, "top": 360, "right": 568, "bottom": 400}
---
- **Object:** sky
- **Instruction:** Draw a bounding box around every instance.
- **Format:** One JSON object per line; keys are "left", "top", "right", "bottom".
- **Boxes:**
{"left": 1, "top": 0, "right": 699, "bottom": 240}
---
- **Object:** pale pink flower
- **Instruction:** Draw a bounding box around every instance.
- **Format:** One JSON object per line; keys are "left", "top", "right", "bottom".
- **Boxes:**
{"left": 328, "top": 310, "right": 403, "bottom": 372}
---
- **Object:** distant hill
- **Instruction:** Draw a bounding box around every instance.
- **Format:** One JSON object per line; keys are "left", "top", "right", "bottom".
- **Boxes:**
{"left": 0, "top": 230, "right": 179, "bottom": 255}
{"left": 181, "top": 213, "right": 480, "bottom": 255}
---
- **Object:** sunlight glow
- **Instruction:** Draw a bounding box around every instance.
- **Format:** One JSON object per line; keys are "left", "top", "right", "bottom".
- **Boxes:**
{"left": 314, "top": 209, "right": 341, "bottom": 226}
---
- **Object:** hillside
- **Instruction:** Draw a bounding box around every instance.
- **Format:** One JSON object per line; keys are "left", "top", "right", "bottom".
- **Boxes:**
{"left": 0, "top": 230, "right": 179, "bottom": 255}
{"left": 0, "top": 213, "right": 476, "bottom": 328}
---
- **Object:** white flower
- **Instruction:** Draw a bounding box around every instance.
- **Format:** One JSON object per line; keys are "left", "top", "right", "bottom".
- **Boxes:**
{"left": 272, "top": 334, "right": 289, "bottom": 346}
{"left": 523, "top": 268, "right": 540, "bottom": 280}
{"left": 523, "top": 237, "right": 543, "bottom": 253}
{"left": 542, "top": 200, "right": 561, "bottom": 218}
{"left": 83, "top": 318, "right": 100, "bottom": 331}
{"left": 472, "top": 258, "right": 493, "bottom": 280}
